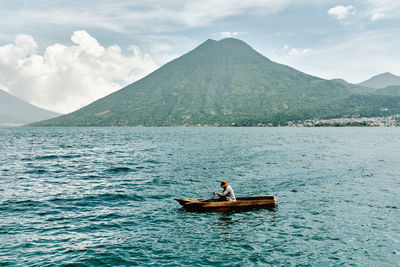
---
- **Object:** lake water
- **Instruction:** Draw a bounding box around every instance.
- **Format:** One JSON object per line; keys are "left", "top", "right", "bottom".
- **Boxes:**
{"left": 0, "top": 127, "right": 399, "bottom": 266}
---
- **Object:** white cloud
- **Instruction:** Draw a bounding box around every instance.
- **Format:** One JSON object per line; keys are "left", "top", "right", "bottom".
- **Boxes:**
{"left": 371, "top": 13, "right": 384, "bottom": 21}
{"left": 0, "top": 35, "right": 37, "bottom": 65}
{"left": 283, "top": 44, "right": 312, "bottom": 56}
{"left": 0, "top": 31, "right": 158, "bottom": 113}
{"left": 289, "top": 48, "right": 312, "bottom": 56}
{"left": 176, "top": 0, "right": 291, "bottom": 27}
{"left": 361, "top": 1, "right": 400, "bottom": 21}
{"left": 328, "top": 5, "right": 355, "bottom": 20}
{"left": 0, "top": 1, "right": 292, "bottom": 38}
{"left": 366, "top": 0, "right": 400, "bottom": 13}
{"left": 219, "top": 32, "right": 247, "bottom": 38}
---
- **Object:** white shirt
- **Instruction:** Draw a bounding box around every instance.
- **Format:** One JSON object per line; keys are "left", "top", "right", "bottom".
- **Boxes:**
{"left": 221, "top": 185, "right": 236, "bottom": 201}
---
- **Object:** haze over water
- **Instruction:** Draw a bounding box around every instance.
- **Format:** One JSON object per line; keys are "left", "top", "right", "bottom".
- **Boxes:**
{"left": 1, "top": 127, "right": 399, "bottom": 266}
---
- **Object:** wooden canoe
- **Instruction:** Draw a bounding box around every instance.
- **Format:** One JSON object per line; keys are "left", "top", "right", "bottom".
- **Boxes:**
{"left": 174, "top": 196, "right": 277, "bottom": 212}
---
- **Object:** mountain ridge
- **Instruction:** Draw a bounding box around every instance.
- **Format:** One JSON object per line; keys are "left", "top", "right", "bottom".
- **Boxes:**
{"left": 0, "top": 89, "right": 60, "bottom": 125}
{"left": 31, "top": 38, "right": 400, "bottom": 126}
{"left": 357, "top": 72, "right": 400, "bottom": 89}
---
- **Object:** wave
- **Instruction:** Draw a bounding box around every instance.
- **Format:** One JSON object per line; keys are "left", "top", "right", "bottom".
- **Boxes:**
{"left": 105, "top": 167, "right": 136, "bottom": 173}
{"left": 35, "top": 155, "right": 59, "bottom": 160}
{"left": 93, "top": 212, "right": 124, "bottom": 220}
{"left": 26, "top": 168, "right": 47, "bottom": 174}
{"left": 144, "top": 159, "right": 162, "bottom": 164}
{"left": 0, "top": 199, "right": 51, "bottom": 211}
{"left": 48, "top": 192, "right": 146, "bottom": 204}
{"left": 34, "top": 154, "right": 82, "bottom": 160}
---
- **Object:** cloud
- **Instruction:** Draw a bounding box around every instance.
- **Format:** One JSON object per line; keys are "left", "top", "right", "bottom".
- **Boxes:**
{"left": 371, "top": 13, "right": 384, "bottom": 21}
{"left": 360, "top": 1, "right": 400, "bottom": 22}
{"left": 283, "top": 44, "right": 312, "bottom": 56}
{"left": 176, "top": 1, "right": 291, "bottom": 27}
{"left": 328, "top": 5, "right": 355, "bottom": 20}
{"left": 0, "top": 31, "right": 158, "bottom": 114}
{"left": 219, "top": 32, "right": 247, "bottom": 38}
{"left": 366, "top": 0, "right": 400, "bottom": 13}
{"left": 0, "top": 1, "right": 292, "bottom": 39}
{"left": 289, "top": 48, "right": 312, "bottom": 56}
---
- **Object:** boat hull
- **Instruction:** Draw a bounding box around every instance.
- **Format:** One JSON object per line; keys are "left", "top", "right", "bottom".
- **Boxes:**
{"left": 174, "top": 196, "right": 277, "bottom": 212}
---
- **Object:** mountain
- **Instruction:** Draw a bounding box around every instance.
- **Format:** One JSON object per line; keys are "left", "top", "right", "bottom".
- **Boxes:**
{"left": 357, "top": 72, "right": 400, "bottom": 89}
{"left": 31, "top": 38, "right": 400, "bottom": 127}
{"left": 331, "top": 78, "right": 377, "bottom": 94}
{"left": 330, "top": 78, "right": 349, "bottom": 85}
{"left": 373, "top": 85, "right": 400, "bottom": 96}
{"left": 0, "top": 89, "right": 60, "bottom": 126}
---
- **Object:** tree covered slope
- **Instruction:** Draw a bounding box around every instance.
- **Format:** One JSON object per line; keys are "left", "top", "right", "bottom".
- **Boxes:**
{"left": 32, "top": 38, "right": 400, "bottom": 126}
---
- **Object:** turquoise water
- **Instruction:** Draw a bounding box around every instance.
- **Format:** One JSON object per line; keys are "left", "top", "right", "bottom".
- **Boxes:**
{"left": 0, "top": 127, "right": 399, "bottom": 266}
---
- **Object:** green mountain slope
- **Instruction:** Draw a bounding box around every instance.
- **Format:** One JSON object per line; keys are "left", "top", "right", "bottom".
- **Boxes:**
{"left": 372, "top": 85, "right": 400, "bottom": 96}
{"left": 0, "top": 89, "right": 60, "bottom": 125}
{"left": 357, "top": 72, "right": 400, "bottom": 89}
{"left": 32, "top": 38, "right": 400, "bottom": 127}
{"left": 331, "top": 78, "right": 378, "bottom": 94}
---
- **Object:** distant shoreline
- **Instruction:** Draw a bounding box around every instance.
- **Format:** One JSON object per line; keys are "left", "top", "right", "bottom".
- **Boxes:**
{"left": 7, "top": 125, "right": 400, "bottom": 128}
{"left": 287, "top": 114, "right": 400, "bottom": 127}
{"left": 6, "top": 114, "right": 400, "bottom": 128}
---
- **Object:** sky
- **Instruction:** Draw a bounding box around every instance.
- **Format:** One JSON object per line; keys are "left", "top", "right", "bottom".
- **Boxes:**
{"left": 0, "top": 0, "right": 400, "bottom": 114}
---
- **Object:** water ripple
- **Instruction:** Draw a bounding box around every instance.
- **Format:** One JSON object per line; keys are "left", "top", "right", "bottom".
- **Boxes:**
{"left": 0, "top": 127, "right": 399, "bottom": 266}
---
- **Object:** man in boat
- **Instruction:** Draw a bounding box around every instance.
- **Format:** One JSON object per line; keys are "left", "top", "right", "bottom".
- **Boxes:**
{"left": 214, "top": 180, "right": 236, "bottom": 201}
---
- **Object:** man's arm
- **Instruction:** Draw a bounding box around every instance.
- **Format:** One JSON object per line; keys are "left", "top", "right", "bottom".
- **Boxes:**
{"left": 219, "top": 188, "right": 229, "bottom": 197}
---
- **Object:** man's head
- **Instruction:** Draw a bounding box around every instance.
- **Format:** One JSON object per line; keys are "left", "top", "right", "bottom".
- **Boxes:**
{"left": 220, "top": 181, "right": 228, "bottom": 188}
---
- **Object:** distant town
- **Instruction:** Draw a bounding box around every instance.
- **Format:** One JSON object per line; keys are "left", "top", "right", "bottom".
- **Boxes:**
{"left": 287, "top": 114, "right": 400, "bottom": 127}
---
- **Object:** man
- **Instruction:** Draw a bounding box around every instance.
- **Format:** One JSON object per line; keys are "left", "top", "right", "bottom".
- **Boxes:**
{"left": 214, "top": 180, "right": 236, "bottom": 201}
